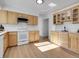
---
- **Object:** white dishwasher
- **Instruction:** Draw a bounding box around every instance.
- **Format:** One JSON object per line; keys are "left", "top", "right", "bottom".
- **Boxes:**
{"left": 18, "top": 31, "right": 29, "bottom": 45}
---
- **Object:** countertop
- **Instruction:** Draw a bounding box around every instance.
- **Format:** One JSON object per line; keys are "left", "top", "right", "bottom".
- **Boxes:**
{"left": 0, "top": 31, "right": 7, "bottom": 35}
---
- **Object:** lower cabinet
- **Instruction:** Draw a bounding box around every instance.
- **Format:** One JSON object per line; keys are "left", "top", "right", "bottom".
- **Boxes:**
{"left": 50, "top": 32, "right": 59, "bottom": 44}
{"left": 50, "top": 31, "right": 79, "bottom": 54}
{"left": 3, "top": 33, "right": 9, "bottom": 53}
{"left": 8, "top": 32, "right": 17, "bottom": 47}
{"left": 29, "top": 31, "right": 39, "bottom": 42}
{"left": 59, "top": 32, "right": 69, "bottom": 48}
{"left": 50, "top": 32, "right": 69, "bottom": 48}
{"left": 69, "top": 33, "right": 78, "bottom": 53}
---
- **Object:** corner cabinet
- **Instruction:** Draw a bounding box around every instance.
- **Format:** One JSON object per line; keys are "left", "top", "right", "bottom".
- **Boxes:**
{"left": 7, "top": 11, "right": 18, "bottom": 24}
{"left": 0, "top": 10, "right": 8, "bottom": 24}
{"left": 29, "top": 31, "right": 39, "bottom": 43}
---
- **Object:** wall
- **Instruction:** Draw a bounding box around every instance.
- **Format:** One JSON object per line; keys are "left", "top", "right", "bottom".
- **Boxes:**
{"left": 3, "top": 23, "right": 39, "bottom": 32}
{"left": 48, "top": 13, "right": 56, "bottom": 39}
{"left": 55, "top": 22, "right": 79, "bottom": 33}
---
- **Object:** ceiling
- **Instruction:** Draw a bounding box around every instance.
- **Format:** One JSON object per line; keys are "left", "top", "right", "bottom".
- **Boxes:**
{"left": 0, "top": 0, "right": 79, "bottom": 15}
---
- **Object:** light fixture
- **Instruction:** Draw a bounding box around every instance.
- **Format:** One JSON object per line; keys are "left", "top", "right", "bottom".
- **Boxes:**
{"left": 48, "top": 3, "right": 56, "bottom": 7}
{"left": 36, "top": 0, "right": 44, "bottom": 4}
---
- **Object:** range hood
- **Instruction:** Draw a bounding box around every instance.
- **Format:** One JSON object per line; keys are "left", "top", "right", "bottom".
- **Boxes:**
{"left": 17, "top": 18, "right": 28, "bottom": 23}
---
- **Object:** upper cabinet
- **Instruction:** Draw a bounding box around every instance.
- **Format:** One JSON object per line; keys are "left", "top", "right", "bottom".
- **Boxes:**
{"left": 7, "top": 11, "right": 18, "bottom": 24}
{"left": 0, "top": 10, "right": 8, "bottom": 24}
{"left": 17, "top": 13, "right": 28, "bottom": 19}
{"left": 53, "top": 13, "right": 63, "bottom": 25}
{"left": 0, "top": 10, "right": 38, "bottom": 25}
{"left": 53, "top": 5, "right": 79, "bottom": 24}
{"left": 72, "top": 6, "right": 79, "bottom": 24}
{"left": 27, "top": 15, "right": 38, "bottom": 25}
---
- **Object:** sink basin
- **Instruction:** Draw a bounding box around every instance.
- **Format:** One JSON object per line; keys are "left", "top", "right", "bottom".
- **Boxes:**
{"left": 62, "top": 30, "right": 68, "bottom": 32}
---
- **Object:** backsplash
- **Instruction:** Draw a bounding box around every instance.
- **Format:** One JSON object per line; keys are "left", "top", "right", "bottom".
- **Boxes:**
{"left": 55, "top": 22, "right": 79, "bottom": 32}
{"left": 2, "top": 23, "right": 39, "bottom": 31}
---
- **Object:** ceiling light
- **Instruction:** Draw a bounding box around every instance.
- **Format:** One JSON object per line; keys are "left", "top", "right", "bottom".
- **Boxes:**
{"left": 49, "top": 3, "right": 56, "bottom": 7}
{"left": 36, "top": 0, "right": 44, "bottom": 4}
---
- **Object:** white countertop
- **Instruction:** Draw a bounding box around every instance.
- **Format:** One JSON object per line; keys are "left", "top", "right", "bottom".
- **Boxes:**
{"left": 0, "top": 31, "right": 7, "bottom": 35}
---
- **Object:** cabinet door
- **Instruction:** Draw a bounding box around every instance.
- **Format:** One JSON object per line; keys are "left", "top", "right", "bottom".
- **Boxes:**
{"left": 69, "top": 33, "right": 77, "bottom": 52}
{"left": 35, "top": 31, "right": 39, "bottom": 41}
{"left": 0, "top": 10, "right": 7, "bottom": 24}
{"left": 33, "top": 16, "right": 38, "bottom": 25}
{"left": 59, "top": 32, "right": 68, "bottom": 48}
{"left": 28, "top": 15, "right": 34, "bottom": 25}
{"left": 3, "top": 33, "right": 8, "bottom": 54}
{"left": 29, "top": 31, "right": 35, "bottom": 42}
{"left": 8, "top": 32, "right": 17, "bottom": 47}
{"left": 17, "top": 13, "right": 28, "bottom": 18}
{"left": 50, "top": 32, "right": 59, "bottom": 44}
{"left": 7, "top": 11, "right": 17, "bottom": 24}
{"left": 72, "top": 6, "right": 79, "bottom": 23}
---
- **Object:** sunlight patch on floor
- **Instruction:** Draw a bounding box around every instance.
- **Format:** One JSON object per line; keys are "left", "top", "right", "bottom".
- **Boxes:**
{"left": 34, "top": 41, "right": 59, "bottom": 52}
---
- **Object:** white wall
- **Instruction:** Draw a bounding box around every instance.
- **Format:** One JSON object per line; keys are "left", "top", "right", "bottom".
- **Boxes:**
{"left": 55, "top": 22, "right": 79, "bottom": 33}
{"left": 3, "top": 23, "right": 39, "bottom": 31}
{"left": 48, "top": 13, "right": 56, "bottom": 40}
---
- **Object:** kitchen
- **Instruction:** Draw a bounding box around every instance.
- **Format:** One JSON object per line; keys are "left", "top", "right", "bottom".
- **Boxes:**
{"left": 0, "top": 0, "right": 79, "bottom": 58}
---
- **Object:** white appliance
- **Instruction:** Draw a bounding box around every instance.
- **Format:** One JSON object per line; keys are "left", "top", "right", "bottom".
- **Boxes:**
{"left": 18, "top": 31, "right": 29, "bottom": 45}
{"left": 0, "top": 35, "right": 3, "bottom": 58}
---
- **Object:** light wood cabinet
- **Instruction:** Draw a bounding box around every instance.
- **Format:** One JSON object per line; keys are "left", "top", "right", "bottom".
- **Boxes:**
{"left": 7, "top": 11, "right": 18, "bottom": 24}
{"left": 69, "top": 33, "right": 78, "bottom": 53}
{"left": 29, "top": 31, "right": 39, "bottom": 42}
{"left": 0, "top": 10, "right": 8, "bottom": 24}
{"left": 28, "top": 15, "right": 38, "bottom": 25}
{"left": 50, "top": 32, "right": 59, "bottom": 44}
{"left": 72, "top": 6, "right": 79, "bottom": 24}
{"left": 50, "top": 32, "right": 69, "bottom": 48}
{"left": 59, "top": 32, "right": 69, "bottom": 48}
{"left": 53, "top": 13, "right": 63, "bottom": 25}
{"left": 33, "top": 16, "right": 38, "bottom": 25}
{"left": 17, "top": 13, "right": 28, "bottom": 19}
{"left": 8, "top": 32, "right": 17, "bottom": 47}
{"left": 3, "top": 33, "right": 8, "bottom": 53}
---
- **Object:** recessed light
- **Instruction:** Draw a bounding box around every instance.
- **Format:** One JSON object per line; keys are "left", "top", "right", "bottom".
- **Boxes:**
{"left": 36, "top": 0, "right": 44, "bottom": 4}
{"left": 48, "top": 3, "right": 56, "bottom": 7}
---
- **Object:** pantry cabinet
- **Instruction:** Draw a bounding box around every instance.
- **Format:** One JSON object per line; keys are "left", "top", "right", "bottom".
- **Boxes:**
{"left": 7, "top": 11, "right": 18, "bottom": 24}
{"left": 3, "top": 33, "right": 8, "bottom": 53}
{"left": 29, "top": 31, "right": 39, "bottom": 42}
{"left": 0, "top": 10, "right": 8, "bottom": 24}
{"left": 8, "top": 32, "right": 17, "bottom": 47}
